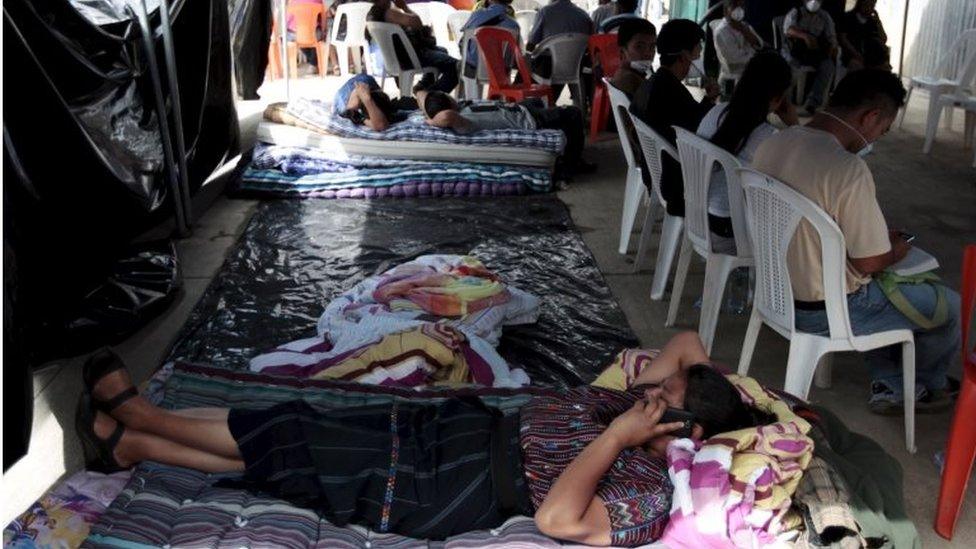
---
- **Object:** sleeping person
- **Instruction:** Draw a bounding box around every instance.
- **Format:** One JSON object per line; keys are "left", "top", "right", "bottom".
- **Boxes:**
{"left": 77, "top": 332, "right": 770, "bottom": 546}
{"left": 331, "top": 73, "right": 417, "bottom": 131}
{"left": 415, "top": 89, "right": 594, "bottom": 181}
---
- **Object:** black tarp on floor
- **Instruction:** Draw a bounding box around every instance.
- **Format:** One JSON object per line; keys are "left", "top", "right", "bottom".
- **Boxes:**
{"left": 168, "top": 196, "right": 639, "bottom": 387}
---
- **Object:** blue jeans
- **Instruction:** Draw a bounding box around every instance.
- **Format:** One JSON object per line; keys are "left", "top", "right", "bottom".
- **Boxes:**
{"left": 794, "top": 280, "right": 960, "bottom": 396}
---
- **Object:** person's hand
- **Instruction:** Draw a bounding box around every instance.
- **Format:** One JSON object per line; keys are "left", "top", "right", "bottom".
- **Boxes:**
{"left": 606, "top": 397, "right": 685, "bottom": 449}
{"left": 889, "top": 230, "right": 912, "bottom": 261}
{"left": 645, "top": 424, "right": 705, "bottom": 458}
{"left": 802, "top": 33, "right": 818, "bottom": 50}
{"left": 354, "top": 82, "right": 372, "bottom": 99}
{"left": 776, "top": 99, "right": 799, "bottom": 126}
{"left": 393, "top": 0, "right": 408, "bottom": 9}
{"left": 703, "top": 78, "right": 721, "bottom": 101}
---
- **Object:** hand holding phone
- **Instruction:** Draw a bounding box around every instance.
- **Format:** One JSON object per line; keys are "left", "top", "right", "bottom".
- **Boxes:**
{"left": 660, "top": 407, "right": 695, "bottom": 439}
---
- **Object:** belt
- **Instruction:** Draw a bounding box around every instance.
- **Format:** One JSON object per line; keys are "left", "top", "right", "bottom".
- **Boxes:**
{"left": 794, "top": 299, "right": 826, "bottom": 311}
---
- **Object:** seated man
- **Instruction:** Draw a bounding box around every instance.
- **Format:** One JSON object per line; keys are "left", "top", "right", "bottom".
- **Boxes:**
{"left": 332, "top": 73, "right": 415, "bottom": 131}
{"left": 839, "top": 0, "right": 891, "bottom": 70}
{"left": 459, "top": 0, "right": 520, "bottom": 78}
{"left": 712, "top": 0, "right": 762, "bottom": 89}
{"left": 367, "top": 0, "right": 460, "bottom": 93}
{"left": 526, "top": 0, "right": 594, "bottom": 100}
{"left": 630, "top": 19, "right": 720, "bottom": 217}
{"left": 610, "top": 18, "right": 657, "bottom": 98}
{"left": 782, "top": 0, "right": 838, "bottom": 115}
{"left": 752, "top": 69, "right": 961, "bottom": 414}
{"left": 417, "top": 90, "right": 593, "bottom": 181}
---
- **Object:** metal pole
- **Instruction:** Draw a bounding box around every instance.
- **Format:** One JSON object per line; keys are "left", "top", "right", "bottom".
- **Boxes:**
{"left": 131, "top": 1, "right": 191, "bottom": 237}
{"left": 280, "top": 0, "right": 290, "bottom": 100}
{"left": 156, "top": 0, "right": 193, "bottom": 233}
{"left": 899, "top": 0, "right": 910, "bottom": 79}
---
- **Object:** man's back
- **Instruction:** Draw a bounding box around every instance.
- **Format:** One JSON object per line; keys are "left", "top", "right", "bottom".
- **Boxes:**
{"left": 528, "top": 0, "right": 593, "bottom": 47}
{"left": 751, "top": 126, "right": 890, "bottom": 302}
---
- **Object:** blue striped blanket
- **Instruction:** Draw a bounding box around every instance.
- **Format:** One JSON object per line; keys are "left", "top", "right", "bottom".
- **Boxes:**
{"left": 286, "top": 97, "right": 567, "bottom": 154}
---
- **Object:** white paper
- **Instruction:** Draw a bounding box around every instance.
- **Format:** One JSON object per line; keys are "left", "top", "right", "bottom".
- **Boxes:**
{"left": 890, "top": 246, "right": 940, "bottom": 277}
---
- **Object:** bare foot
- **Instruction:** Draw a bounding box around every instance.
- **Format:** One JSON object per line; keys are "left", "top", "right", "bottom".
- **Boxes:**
{"left": 91, "top": 369, "right": 150, "bottom": 429}
{"left": 93, "top": 410, "right": 134, "bottom": 468}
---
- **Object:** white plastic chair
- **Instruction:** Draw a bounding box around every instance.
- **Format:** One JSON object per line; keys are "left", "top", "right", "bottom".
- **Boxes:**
{"left": 515, "top": 10, "right": 537, "bottom": 46}
{"left": 736, "top": 168, "right": 916, "bottom": 453}
{"left": 604, "top": 79, "right": 646, "bottom": 256}
{"left": 331, "top": 2, "right": 372, "bottom": 76}
{"left": 459, "top": 25, "right": 520, "bottom": 100}
{"left": 901, "top": 30, "right": 976, "bottom": 154}
{"left": 530, "top": 33, "right": 590, "bottom": 109}
{"left": 630, "top": 116, "right": 684, "bottom": 301}
{"left": 410, "top": 2, "right": 433, "bottom": 26}
{"left": 426, "top": 2, "right": 457, "bottom": 54}
{"left": 366, "top": 21, "right": 440, "bottom": 97}
{"left": 512, "top": 0, "right": 542, "bottom": 11}
{"left": 446, "top": 10, "right": 472, "bottom": 58}
{"left": 667, "top": 128, "right": 754, "bottom": 354}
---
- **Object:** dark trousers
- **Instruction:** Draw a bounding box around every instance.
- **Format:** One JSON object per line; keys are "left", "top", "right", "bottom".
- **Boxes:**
{"left": 522, "top": 100, "right": 586, "bottom": 173}
{"left": 416, "top": 46, "right": 460, "bottom": 93}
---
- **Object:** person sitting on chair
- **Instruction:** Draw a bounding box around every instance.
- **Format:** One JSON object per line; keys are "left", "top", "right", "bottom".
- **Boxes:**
{"left": 712, "top": 0, "right": 762, "bottom": 89}
{"left": 782, "top": 0, "right": 838, "bottom": 116}
{"left": 526, "top": 0, "right": 594, "bottom": 100}
{"left": 459, "top": 0, "right": 521, "bottom": 78}
{"left": 77, "top": 333, "right": 769, "bottom": 545}
{"left": 367, "top": 0, "right": 460, "bottom": 93}
{"left": 838, "top": 0, "right": 890, "bottom": 71}
{"left": 610, "top": 18, "right": 657, "bottom": 98}
{"left": 596, "top": 0, "right": 640, "bottom": 34}
{"left": 751, "top": 69, "right": 961, "bottom": 415}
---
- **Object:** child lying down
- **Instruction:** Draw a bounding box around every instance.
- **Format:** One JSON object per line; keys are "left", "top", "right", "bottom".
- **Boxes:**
{"left": 76, "top": 332, "right": 794, "bottom": 547}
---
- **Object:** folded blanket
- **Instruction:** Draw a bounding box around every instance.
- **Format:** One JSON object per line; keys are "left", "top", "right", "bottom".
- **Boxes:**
{"left": 250, "top": 255, "right": 539, "bottom": 388}
{"left": 283, "top": 97, "right": 567, "bottom": 154}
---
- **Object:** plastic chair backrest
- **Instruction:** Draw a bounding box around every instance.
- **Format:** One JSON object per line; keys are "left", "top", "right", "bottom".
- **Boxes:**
{"left": 288, "top": 4, "right": 325, "bottom": 47}
{"left": 738, "top": 168, "right": 854, "bottom": 340}
{"left": 630, "top": 114, "right": 678, "bottom": 207}
{"left": 674, "top": 127, "right": 751, "bottom": 258}
{"left": 937, "top": 29, "right": 976, "bottom": 84}
{"left": 512, "top": 0, "right": 541, "bottom": 11}
{"left": 771, "top": 15, "right": 784, "bottom": 52}
{"left": 462, "top": 25, "right": 519, "bottom": 81}
{"left": 533, "top": 32, "right": 589, "bottom": 83}
{"left": 603, "top": 78, "right": 637, "bottom": 169}
{"left": 515, "top": 10, "right": 537, "bottom": 45}
{"left": 475, "top": 26, "right": 533, "bottom": 88}
{"left": 426, "top": 2, "right": 457, "bottom": 48}
{"left": 447, "top": 10, "right": 472, "bottom": 41}
{"left": 332, "top": 2, "right": 371, "bottom": 45}
{"left": 411, "top": 2, "right": 433, "bottom": 26}
{"left": 589, "top": 34, "right": 621, "bottom": 79}
{"left": 366, "top": 21, "right": 423, "bottom": 73}
{"left": 962, "top": 244, "right": 976, "bottom": 369}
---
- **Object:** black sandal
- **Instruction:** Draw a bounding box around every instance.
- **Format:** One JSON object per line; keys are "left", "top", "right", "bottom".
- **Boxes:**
{"left": 82, "top": 348, "right": 138, "bottom": 413}
{"left": 75, "top": 392, "right": 128, "bottom": 473}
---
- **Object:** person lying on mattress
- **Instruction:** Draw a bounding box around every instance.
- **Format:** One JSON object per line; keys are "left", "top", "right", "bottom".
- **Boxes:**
{"left": 331, "top": 73, "right": 418, "bottom": 131}
{"left": 415, "top": 89, "right": 596, "bottom": 181}
{"left": 76, "top": 332, "right": 770, "bottom": 546}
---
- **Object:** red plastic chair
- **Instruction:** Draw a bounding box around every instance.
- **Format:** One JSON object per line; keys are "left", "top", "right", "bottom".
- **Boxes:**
{"left": 935, "top": 243, "right": 976, "bottom": 540}
{"left": 286, "top": 3, "right": 330, "bottom": 78}
{"left": 588, "top": 34, "right": 621, "bottom": 139}
{"left": 474, "top": 27, "right": 553, "bottom": 104}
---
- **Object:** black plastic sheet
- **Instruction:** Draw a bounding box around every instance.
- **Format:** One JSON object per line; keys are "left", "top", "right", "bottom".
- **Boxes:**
{"left": 169, "top": 197, "right": 639, "bottom": 388}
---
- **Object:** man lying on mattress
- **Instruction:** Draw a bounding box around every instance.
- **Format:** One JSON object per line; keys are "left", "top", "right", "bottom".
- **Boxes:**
{"left": 331, "top": 73, "right": 418, "bottom": 131}
{"left": 416, "top": 88, "right": 596, "bottom": 182}
{"left": 77, "top": 332, "right": 786, "bottom": 546}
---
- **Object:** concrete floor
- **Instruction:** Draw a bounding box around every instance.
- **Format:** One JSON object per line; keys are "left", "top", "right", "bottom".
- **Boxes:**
{"left": 2, "top": 74, "right": 974, "bottom": 546}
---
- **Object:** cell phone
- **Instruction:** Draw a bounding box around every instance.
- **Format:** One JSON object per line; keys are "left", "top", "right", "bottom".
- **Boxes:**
{"left": 660, "top": 407, "right": 695, "bottom": 438}
{"left": 898, "top": 231, "right": 916, "bottom": 243}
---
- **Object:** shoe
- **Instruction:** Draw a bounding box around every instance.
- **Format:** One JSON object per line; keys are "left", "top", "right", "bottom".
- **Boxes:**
{"left": 82, "top": 348, "right": 138, "bottom": 413}
{"left": 868, "top": 380, "right": 955, "bottom": 415}
{"left": 75, "top": 393, "right": 128, "bottom": 473}
{"left": 945, "top": 375, "right": 961, "bottom": 398}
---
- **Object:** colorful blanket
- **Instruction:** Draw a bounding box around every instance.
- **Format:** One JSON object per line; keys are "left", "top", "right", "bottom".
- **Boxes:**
{"left": 662, "top": 376, "right": 814, "bottom": 548}
{"left": 250, "top": 255, "right": 538, "bottom": 388}
{"left": 285, "top": 97, "right": 567, "bottom": 154}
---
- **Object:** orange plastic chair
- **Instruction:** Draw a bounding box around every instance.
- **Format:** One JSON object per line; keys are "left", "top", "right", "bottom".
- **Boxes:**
{"left": 449, "top": 0, "right": 475, "bottom": 9}
{"left": 588, "top": 34, "right": 621, "bottom": 139}
{"left": 287, "top": 3, "right": 330, "bottom": 78}
{"left": 474, "top": 27, "right": 553, "bottom": 104}
{"left": 935, "top": 244, "right": 976, "bottom": 540}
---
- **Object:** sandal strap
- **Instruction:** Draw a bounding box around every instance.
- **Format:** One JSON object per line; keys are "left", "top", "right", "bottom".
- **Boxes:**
{"left": 105, "top": 421, "right": 126, "bottom": 453}
{"left": 98, "top": 386, "right": 138, "bottom": 412}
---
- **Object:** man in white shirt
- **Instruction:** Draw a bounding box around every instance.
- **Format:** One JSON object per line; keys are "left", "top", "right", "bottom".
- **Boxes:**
{"left": 752, "top": 70, "right": 961, "bottom": 415}
{"left": 712, "top": 0, "right": 762, "bottom": 89}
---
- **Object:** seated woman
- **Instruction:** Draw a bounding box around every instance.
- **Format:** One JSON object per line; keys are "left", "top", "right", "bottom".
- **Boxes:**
{"left": 695, "top": 51, "right": 798, "bottom": 248}
{"left": 839, "top": 0, "right": 890, "bottom": 71}
{"left": 331, "top": 73, "right": 417, "bottom": 131}
{"left": 77, "top": 332, "right": 766, "bottom": 546}
{"left": 367, "top": 0, "right": 460, "bottom": 94}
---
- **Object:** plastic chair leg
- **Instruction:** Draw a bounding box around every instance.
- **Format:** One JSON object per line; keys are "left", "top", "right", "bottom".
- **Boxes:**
{"left": 351, "top": 47, "right": 363, "bottom": 74}
{"left": 813, "top": 353, "right": 833, "bottom": 389}
{"left": 316, "top": 43, "right": 329, "bottom": 77}
{"left": 665, "top": 237, "right": 693, "bottom": 327}
{"left": 633, "top": 192, "right": 659, "bottom": 270}
{"left": 935, "top": 374, "right": 976, "bottom": 539}
{"left": 697, "top": 254, "right": 736, "bottom": 354}
{"left": 923, "top": 91, "right": 944, "bottom": 154}
{"left": 590, "top": 87, "right": 608, "bottom": 140}
{"left": 287, "top": 43, "right": 299, "bottom": 80}
{"left": 738, "top": 308, "right": 763, "bottom": 376}
{"left": 945, "top": 104, "right": 955, "bottom": 130}
{"left": 618, "top": 169, "right": 644, "bottom": 254}
{"left": 902, "top": 339, "right": 917, "bottom": 453}
{"left": 783, "top": 336, "right": 826, "bottom": 400}
{"left": 898, "top": 84, "right": 914, "bottom": 128}
{"left": 650, "top": 215, "right": 684, "bottom": 301}
{"left": 336, "top": 44, "right": 350, "bottom": 76}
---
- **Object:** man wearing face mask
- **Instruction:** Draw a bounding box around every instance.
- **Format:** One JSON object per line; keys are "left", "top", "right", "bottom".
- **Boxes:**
{"left": 752, "top": 70, "right": 962, "bottom": 415}
{"left": 783, "top": 0, "right": 838, "bottom": 116}
{"left": 630, "top": 19, "right": 720, "bottom": 218}
{"left": 712, "top": 0, "right": 762, "bottom": 88}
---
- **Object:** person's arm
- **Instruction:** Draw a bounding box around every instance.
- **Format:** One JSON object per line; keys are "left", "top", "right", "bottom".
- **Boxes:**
{"left": 355, "top": 85, "right": 391, "bottom": 131}
{"left": 424, "top": 110, "right": 472, "bottom": 133}
{"left": 838, "top": 30, "right": 863, "bottom": 67}
{"left": 850, "top": 232, "right": 910, "bottom": 275}
{"left": 385, "top": 1, "right": 422, "bottom": 29}
{"left": 716, "top": 24, "right": 757, "bottom": 68}
{"left": 526, "top": 8, "right": 545, "bottom": 51}
{"left": 784, "top": 10, "right": 817, "bottom": 48}
{"left": 535, "top": 398, "right": 682, "bottom": 545}
{"left": 841, "top": 167, "right": 905, "bottom": 275}
{"left": 631, "top": 331, "right": 709, "bottom": 387}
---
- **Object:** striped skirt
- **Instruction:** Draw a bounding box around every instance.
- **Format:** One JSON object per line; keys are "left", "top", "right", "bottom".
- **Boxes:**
{"left": 227, "top": 397, "right": 533, "bottom": 540}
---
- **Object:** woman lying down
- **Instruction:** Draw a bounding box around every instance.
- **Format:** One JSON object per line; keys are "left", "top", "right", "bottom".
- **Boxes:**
{"left": 78, "top": 332, "right": 772, "bottom": 547}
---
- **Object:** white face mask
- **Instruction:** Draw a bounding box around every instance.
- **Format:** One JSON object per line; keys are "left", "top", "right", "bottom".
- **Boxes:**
{"left": 821, "top": 111, "right": 874, "bottom": 155}
{"left": 630, "top": 59, "right": 655, "bottom": 72}
{"left": 805, "top": 0, "right": 821, "bottom": 12}
{"left": 730, "top": 7, "right": 745, "bottom": 21}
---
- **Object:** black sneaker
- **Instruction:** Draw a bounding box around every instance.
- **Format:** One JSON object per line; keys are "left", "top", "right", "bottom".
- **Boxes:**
{"left": 869, "top": 380, "right": 955, "bottom": 415}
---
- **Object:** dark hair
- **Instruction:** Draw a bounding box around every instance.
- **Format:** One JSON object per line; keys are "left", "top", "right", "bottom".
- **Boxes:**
{"left": 368, "top": 89, "right": 396, "bottom": 120}
{"left": 683, "top": 364, "right": 774, "bottom": 438}
{"left": 423, "top": 90, "right": 457, "bottom": 118}
{"left": 616, "top": 0, "right": 638, "bottom": 15}
{"left": 710, "top": 51, "right": 793, "bottom": 155}
{"left": 656, "top": 19, "right": 704, "bottom": 66}
{"left": 617, "top": 18, "right": 657, "bottom": 49}
{"left": 827, "top": 69, "right": 906, "bottom": 116}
